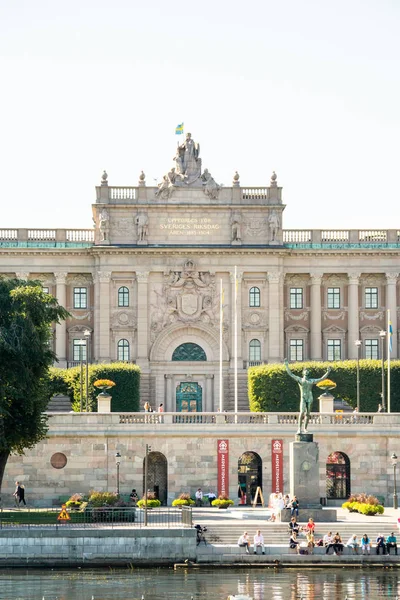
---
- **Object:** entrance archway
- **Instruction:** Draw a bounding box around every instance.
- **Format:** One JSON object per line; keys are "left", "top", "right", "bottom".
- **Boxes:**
{"left": 142, "top": 451, "right": 168, "bottom": 505}
{"left": 238, "top": 451, "right": 263, "bottom": 505}
{"left": 176, "top": 381, "right": 203, "bottom": 412}
{"left": 326, "top": 451, "right": 350, "bottom": 499}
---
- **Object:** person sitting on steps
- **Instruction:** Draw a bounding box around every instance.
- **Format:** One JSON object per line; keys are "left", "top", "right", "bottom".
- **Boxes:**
{"left": 238, "top": 531, "right": 250, "bottom": 554}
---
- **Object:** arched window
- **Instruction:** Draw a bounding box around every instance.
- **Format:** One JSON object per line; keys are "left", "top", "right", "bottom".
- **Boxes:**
{"left": 172, "top": 343, "right": 207, "bottom": 361}
{"left": 118, "top": 286, "right": 129, "bottom": 307}
{"left": 249, "top": 287, "right": 260, "bottom": 307}
{"left": 117, "top": 339, "right": 130, "bottom": 361}
{"left": 249, "top": 339, "right": 261, "bottom": 362}
{"left": 326, "top": 452, "right": 350, "bottom": 499}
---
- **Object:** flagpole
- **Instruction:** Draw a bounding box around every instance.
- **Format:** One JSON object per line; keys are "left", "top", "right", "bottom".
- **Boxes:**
{"left": 234, "top": 265, "right": 238, "bottom": 419}
{"left": 219, "top": 278, "right": 223, "bottom": 412}
{"left": 387, "top": 309, "right": 391, "bottom": 413}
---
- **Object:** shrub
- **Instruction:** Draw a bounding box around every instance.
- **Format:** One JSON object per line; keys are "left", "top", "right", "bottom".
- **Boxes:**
{"left": 172, "top": 493, "right": 195, "bottom": 506}
{"left": 211, "top": 495, "right": 234, "bottom": 508}
{"left": 249, "top": 359, "right": 400, "bottom": 412}
{"left": 48, "top": 363, "right": 140, "bottom": 412}
{"left": 88, "top": 491, "right": 119, "bottom": 507}
{"left": 342, "top": 493, "right": 384, "bottom": 516}
{"left": 137, "top": 498, "right": 162, "bottom": 508}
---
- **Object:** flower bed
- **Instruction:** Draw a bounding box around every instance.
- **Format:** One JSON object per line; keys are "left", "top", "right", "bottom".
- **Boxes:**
{"left": 342, "top": 493, "right": 384, "bottom": 515}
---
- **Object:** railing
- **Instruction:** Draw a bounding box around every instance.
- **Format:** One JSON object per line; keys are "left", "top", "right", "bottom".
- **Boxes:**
{"left": 109, "top": 187, "right": 137, "bottom": 200}
{"left": 359, "top": 230, "right": 387, "bottom": 243}
{"left": 321, "top": 230, "right": 349, "bottom": 243}
{"left": 283, "top": 230, "right": 312, "bottom": 243}
{"left": 241, "top": 187, "right": 268, "bottom": 200}
{"left": 28, "top": 230, "right": 56, "bottom": 241}
{"left": 246, "top": 361, "right": 264, "bottom": 368}
{"left": 66, "top": 229, "right": 94, "bottom": 242}
{"left": 117, "top": 412, "right": 376, "bottom": 426}
{"left": 0, "top": 229, "right": 17, "bottom": 240}
{"left": 0, "top": 506, "right": 192, "bottom": 529}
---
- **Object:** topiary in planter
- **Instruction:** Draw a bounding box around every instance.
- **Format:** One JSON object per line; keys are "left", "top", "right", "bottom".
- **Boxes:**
{"left": 172, "top": 492, "right": 195, "bottom": 507}
{"left": 137, "top": 498, "right": 161, "bottom": 508}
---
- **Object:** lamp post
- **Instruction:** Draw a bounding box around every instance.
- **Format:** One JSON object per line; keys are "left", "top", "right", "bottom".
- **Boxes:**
{"left": 392, "top": 453, "right": 398, "bottom": 510}
{"left": 144, "top": 444, "right": 151, "bottom": 527}
{"left": 115, "top": 451, "right": 121, "bottom": 496}
{"left": 380, "top": 330, "right": 386, "bottom": 411}
{"left": 75, "top": 339, "right": 86, "bottom": 412}
{"left": 355, "top": 339, "right": 362, "bottom": 412}
{"left": 84, "top": 329, "right": 91, "bottom": 411}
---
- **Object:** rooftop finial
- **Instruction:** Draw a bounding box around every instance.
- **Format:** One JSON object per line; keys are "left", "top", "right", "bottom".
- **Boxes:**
{"left": 270, "top": 171, "right": 277, "bottom": 187}
{"left": 233, "top": 171, "right": 240, "bottom": 187}
{"left": 139, "top": 170, "right": 146, "bottom": 186}
{"left": 101, "top": 170, "right": 108, "bottom": 185}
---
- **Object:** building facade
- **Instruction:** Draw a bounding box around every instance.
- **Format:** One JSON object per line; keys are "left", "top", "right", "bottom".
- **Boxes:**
{"left": 1, "top": 132, "right": 399, "bottom": 410}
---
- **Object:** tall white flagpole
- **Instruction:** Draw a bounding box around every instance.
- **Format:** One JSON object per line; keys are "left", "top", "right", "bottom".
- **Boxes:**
{"left": 219, "top": 278, "right": 223, "bottom": 412}
{"left": 387, "top": 309, "right": 391, "bottom": 413}
{"left": 234, "top": 265, "right": 238, "bottom": 418}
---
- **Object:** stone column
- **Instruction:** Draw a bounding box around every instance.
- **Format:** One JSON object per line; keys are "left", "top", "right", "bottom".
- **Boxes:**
{"left": 347, "top": 273, "right": 360, "bottom": 359}
{"left": 206, "top": 374, "right": 214, "bottom": 411}
{"left": 136, "top": 271, "right": 149, "bottom": 368}
{"left": 97, "top": 271, "right": 112, "bottom": 362}
{"left": 386, "top": 273, "right": 399, "bottom": 359}
{"left": 267, "top": 271, "right": 282, "bottom": 362}
{"left": 165, "top": 374, "right": 173, "bottom": 412}
{"left": 230, "top": 271, "right": 243, "bottom": 368}
{"left": 310, "top": 273, "right": 323, "bottom": 361}
{"left": 55, "top": 272, "right": 68, "bottom": 366}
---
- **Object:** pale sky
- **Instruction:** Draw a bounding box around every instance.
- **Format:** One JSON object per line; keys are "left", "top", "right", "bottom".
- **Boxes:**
{"left": 1, "top": 0, "right": 399, "bottom": 231}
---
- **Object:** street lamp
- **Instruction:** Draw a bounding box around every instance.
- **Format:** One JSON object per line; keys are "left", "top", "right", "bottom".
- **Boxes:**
{"left": 115, "top": 451, "right": 121, "bottom": 496}
{"left": 75, "top": 339, "right": 86, "bottom": 412}
{"left": 144, "top": 444, "right": 151, "bottom": 526}
{"left": 83, "top": 329, "right": 91, "bottom": 411}
{"left": 392, "top": 453, "right": 398, "bottom": 510}
{"left": 379, "top": 330, "right": 386, "bottom": 411}
{"left": 355, "top": 340, "right": 362, "bottom": 412}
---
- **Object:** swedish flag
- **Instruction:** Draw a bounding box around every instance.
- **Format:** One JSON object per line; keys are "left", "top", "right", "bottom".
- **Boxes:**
{"left": 175, "top": 123, "right": 184, "bottom": 135}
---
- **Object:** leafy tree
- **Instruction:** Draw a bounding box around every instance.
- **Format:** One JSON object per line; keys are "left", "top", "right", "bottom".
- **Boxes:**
{"left": 0, "top": 278, "right": 68, "bottom": 493}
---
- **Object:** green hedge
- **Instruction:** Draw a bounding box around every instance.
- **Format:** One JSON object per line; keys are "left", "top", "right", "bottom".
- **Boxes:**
{"left": 248, "top": 360, "right": 400, "bottom": 413}
{"left": 47, "top": 363, "right": 140, "bottom": 412}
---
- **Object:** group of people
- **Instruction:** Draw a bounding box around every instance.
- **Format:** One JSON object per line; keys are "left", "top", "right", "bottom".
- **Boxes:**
{"left": 195, "top": 488, "right": 216, "bottom": 507}
{"left": 268, "top": 493, "right": 299, "bottom": 522}
{"left": 289, "top": 517, "right": 316, "bottom": 554}
{"left": 238, "top": 530, "right": 266, "bottom": 555}
{"left": 13, "top": 481, "right": 26, "bottom": 506}
{"left": 143, "top": 402, "right": 163, "bottom": 413}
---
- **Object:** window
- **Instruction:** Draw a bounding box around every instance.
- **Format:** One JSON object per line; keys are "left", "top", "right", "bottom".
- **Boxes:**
{"left": 117, "top": 339, "right": 130, "bottom": 361}
{"left": 249, "top": 287, "right": 260, "bottom": 307}
{"left": 290, "top": 288, "right": 303, "bottom": 309}
{"left": 365, "top": 287, "right": 378, "bottom": 309}
{"left": 73, "top": 287, "right": 87, "bottom": 309}
{"left": 327, "top": 339, "right": 341, "bottom": 361}
{"left": 42, "top": 286, "right": 49, "bottom": 294}
{"left": 289, "top": 339, "right": 304, "bottom": 361}
{"left": 365, "top": 339, "right": 379, "bottom": 360}
{"left": 327, "top": 287, "right": 340, "bottom": 309}
{"left": 73, "top": 339, "right": 87, "bottom": 361}
{"left": 249, "top": 339, "right": 261, "bottom": 362}
{"left": 118, "top": 286, "right": 129, "bottom": 307}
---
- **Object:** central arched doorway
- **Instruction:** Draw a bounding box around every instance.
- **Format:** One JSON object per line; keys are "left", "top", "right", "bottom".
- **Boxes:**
{"left": 238, "top": 451, "right": 263, "bottom": 505}
{"left": 143, "top": 451, "right": 168, "bottom": 505}
{"left": 326, "top": 451, "right": 350, "bottom": 499}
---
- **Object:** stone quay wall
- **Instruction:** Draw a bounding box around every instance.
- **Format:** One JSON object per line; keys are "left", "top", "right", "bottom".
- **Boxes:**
{"left": 0, "top": 528, "right": 196, "bottom": 567}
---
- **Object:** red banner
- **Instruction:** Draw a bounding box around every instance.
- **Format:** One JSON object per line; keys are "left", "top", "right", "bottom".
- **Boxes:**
{"left": 217, "top": 439, "right": 229, "bottom": 497}
{"left": 271, "top": 439, "right": 283, "bottom": 494}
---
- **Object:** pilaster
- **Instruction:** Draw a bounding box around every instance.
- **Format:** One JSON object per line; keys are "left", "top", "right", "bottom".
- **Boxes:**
{"left": 386, "top": 273, "right": 399, "bottom": 359}
{"left": 267, "top": 271, "right": 283, "bottom": 362}
{"left": 230, "top": 271, "right": 243, "bottom": 368}
{"left": 55, "top": 272, "right": 68, "bottom": 365}
{"left": 136, "top": 271, "right": 149, "bottom": 367}
{"left": 310, "top": 273, "right": 323, "bottom": 361}
{"left": 97, "top": 271, "right": 112, "bottom": 363}
{"left": 347, "top": 272, "right": 360, "bottom": 359}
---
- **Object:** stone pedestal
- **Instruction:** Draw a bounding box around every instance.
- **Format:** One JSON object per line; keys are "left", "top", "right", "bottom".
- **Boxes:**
{"left": 319, "top": 392, "right": 334, "bottom": 413}
{"left": 289, "top": 437, "right": 337, "bottom": 522}
{"left": 290, "top": 439, "right": 320, "bottom": 508}
{"left": 97, "top": 392, "right": 112, "bottom": 413}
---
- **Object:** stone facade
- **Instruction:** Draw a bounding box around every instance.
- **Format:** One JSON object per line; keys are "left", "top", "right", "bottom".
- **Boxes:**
{"left": 3, "top": 414, "right": 398, "bottom": 507}
{"left": 0, "top": 132, "right": 399, "bottom": 410}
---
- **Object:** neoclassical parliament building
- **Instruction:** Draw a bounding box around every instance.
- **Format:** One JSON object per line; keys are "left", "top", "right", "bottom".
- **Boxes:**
{"left": 2, "top": 133, "right": 399, "bottom": 411}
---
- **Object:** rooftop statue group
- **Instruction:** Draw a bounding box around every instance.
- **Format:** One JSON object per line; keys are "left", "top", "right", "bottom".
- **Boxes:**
{"left": 284, "top": 359, "right": 331, "bottom": 434}
{"left": 155, "top": 133, "right": 221, "bottom": 200}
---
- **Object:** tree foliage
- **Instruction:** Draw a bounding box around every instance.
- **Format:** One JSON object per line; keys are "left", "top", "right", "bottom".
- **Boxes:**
{"left": 248, "top": 360, "right": 400, "bottom": 412}
{"left": 47, "top": 362, "right": 140, "bottom": 412}
{"left": 0, "top": 278, "right": 68, "bottom": 490}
